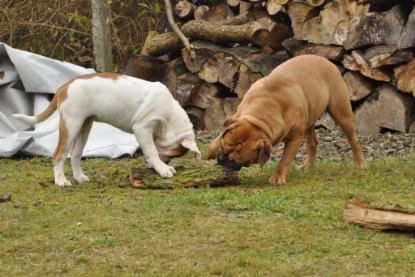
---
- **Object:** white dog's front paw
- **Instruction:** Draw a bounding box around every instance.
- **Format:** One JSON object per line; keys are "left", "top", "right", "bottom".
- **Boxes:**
{"left": 154, "top": 163, "right": 176, "bottom": 178}
{"left": 56, "top": 179, "right": 72, "bottom": 187}
{"left": 74, "top": 173, "right": 89, "bottom": 183}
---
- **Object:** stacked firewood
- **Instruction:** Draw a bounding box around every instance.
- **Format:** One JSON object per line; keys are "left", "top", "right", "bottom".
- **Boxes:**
{"left": 121, "top": 0, "right": 415, "bottom": 134}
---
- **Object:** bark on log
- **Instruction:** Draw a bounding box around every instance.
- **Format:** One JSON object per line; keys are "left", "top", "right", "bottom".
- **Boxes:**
{"left": 303, "top": 0, "right": 369, "bottom": 46}
{"left": 198, "top": 46, "right": 263, "bottom": 89}
{"left": 189, "top": 82, "right": 229, "bottom": 109}
{"left": 185, "top": 106, "right": 205, "bottom": 130}
{"left": 119, "top": 55, "right": 164, "bottom": 81}
{"left": 223, "top": 97, "right": 242, "bottom": 117}
{"left": 394, "top": 58, "right": 415, "bottom": 97}
{"left": 344, "top": 198, "right": 415, "bottom": 231}
{"left": 267, "top": 21, "right": 293, "bottom": 51}
{"left": 204, "top": 96, "right": 227, "bottom": 130}
{"left": 145, "top": 31, "right": 184, "bottom": 57}
{"left": 182, "top": 20, "right": 270, "bottom": 46}
{"left": 295, "top": 44, "right": 345, "bottom": 61}
{"left": 176, "top": 73, "right": 202, "bottom": 106}
{"left": 342, "top": 51, "right": 392, "bottom": 82}
{"left": 354, "top": 85, "right": 415, "bottom": 134}
{"left": 234, "top": 63, "right": 263, "bottom": 97}
{"left": 182, "top": 40, "right": 223, "bottom": 73}
{"left": 343, "top": 71, "right": 376, "bottom": 101}
{"left": 343, "top": 5, "right": 405, "bottom": 50}
{"left": 288, "top": 1, "right": 318, "bottom": 39}
{"left": 398, "top": 6, "right": 415, "bottom": 49}
{"left": 160, "top": 57, "right": 189, "bottom": 100}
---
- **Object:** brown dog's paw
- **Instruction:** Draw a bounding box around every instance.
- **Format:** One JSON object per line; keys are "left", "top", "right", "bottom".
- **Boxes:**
{"left": 354, "top": 160, "right": 367, "bottom": 169}
{"left": 297, "top": 163, "right": 312, "bottom": 170}
{"left": 268, "top": 173, "right": 286, "bottom": 185}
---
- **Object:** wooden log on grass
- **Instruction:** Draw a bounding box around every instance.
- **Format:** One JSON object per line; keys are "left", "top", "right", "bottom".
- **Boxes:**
{"left": 344, "top": 197, "right": 415, "bottom": 231}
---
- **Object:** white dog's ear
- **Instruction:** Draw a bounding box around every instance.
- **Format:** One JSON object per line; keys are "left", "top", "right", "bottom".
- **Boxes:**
{"left": 181, "top": 136, "right": 202, "bottom": 159}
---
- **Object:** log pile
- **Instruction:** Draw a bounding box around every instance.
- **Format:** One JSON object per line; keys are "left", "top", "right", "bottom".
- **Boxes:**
{"left": 120, "top": 0, "right": 415, "bottom": 134}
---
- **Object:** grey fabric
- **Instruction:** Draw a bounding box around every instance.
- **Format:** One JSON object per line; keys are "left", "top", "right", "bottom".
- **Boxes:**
{"left": 0, "top": 43, "right": 138, "bottom": 158}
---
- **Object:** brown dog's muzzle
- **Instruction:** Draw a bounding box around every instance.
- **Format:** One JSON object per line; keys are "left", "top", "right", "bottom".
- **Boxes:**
{"left": 217, "top": 151, "right": 246, "bottom": 171}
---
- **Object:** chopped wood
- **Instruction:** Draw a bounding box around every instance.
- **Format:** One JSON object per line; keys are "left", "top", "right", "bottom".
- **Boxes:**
{"left": 398, "top": 5, "right": 415, "bottom": 49}
{"left": 287, "top": 1, "right": 318, "bottom": 39}
{"left": 342, "top": 51, "right": 392, "bottom": 82}
{"left": 185, "top": 106, "right": 205, "bottom": 130}
{"left": 198, "top": 46, "right": 263, "bottom": 89}
{"left": 295, "top": 44, "right": 345, "bottom": 61}
{"left": 281, "top": 38, "right": 307, "bottom": 56}
{"left": 182, "top": 40, "right": 223, "bottom": 73}
{"left": 344, "top": 197, "right": 415, "bottom": 231}
{"left": 145, "top": 31, "right": 184, "bottom": 57}
{"left": 119, "top": 55, "right": 164, "bottom": 81}
{"left": 227, "top": 0, "right": 240, "bottom": 9}
{"left": 267, "top": 21, "right": 293, "bottom": 51}
{"left": 344, "top": 5, "right": 405, "bottom": 50}
{"left": 342, "top": 71, "right": 376, "bottom": 101}
{"left": 305, "top": 0, "right": 326, "bottom": 7}
{"left": 189, "top": 82, "right": 228, "bottom": 109}
{"left": 354, "top": 85, "right": 415, "bottom": 135}
{"left": 204, "top": 95, "right": 227, "bottom": 130}
{"left": 194, "top": 5, "right": 210, "bottom": 20}
{"left": 198, "top": 51, "right": 241, "bottom": 89}
{"left": 175, "top": 0, "right": 195, "bottom": 19}
{"left": 160, "top": 57, "right": 189, "bottom": 100}
{"left": 239, "top": 1, "right": 253, "bottom": 14}
{"left": 182, "top": 20, "right": 270, "bottom": 46}
{"left": 409, "top": 120, "right": 415, "bottom": 134}
{"left": 394, "top": 58, "right": 415, "bottom": 97}
{"left": 266, "top": 0, "right": 283, "bottom": 15}
{"left": 176, "top": 73, "right": 201, "bottom": 106}
{"left": 234, "top": 63, "right": 263, "bottom": 97}
{"left": 303, "top": 0, "right": 369, "bottom": 46}
{"left": 223, "top": 97, "right": 242, "bottom": 117}
{"left": 360, "top": 45, "right": 397, "bottom": 68}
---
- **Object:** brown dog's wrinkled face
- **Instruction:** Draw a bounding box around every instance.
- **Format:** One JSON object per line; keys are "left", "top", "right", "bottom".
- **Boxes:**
{"left": 216, "top": 118, "right": 273, "bottom": 170}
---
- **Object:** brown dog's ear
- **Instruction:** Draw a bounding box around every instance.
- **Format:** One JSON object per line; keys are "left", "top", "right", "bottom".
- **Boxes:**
{"left": 223, "top": 117, "right": 237, "bottom": 128}
{"left": 207, "top": 135, "right": 221, "bottom": 160}
{"left": 258, "top": 140, "right": 273, "bottom": 168}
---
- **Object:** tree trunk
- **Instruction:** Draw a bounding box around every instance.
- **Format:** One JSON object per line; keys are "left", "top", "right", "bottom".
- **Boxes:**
{"left": 91, "top": 0, "right": 113, "bottom": 72}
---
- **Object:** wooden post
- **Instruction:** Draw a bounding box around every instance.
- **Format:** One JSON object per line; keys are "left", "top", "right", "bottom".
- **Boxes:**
{"left": 91, "top": 0, "right": 113, "bottom": 72}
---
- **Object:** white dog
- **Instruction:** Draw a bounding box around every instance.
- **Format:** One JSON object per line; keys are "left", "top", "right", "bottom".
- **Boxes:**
{"left": 14, "top": 73, "right": 201, "bottom": 186}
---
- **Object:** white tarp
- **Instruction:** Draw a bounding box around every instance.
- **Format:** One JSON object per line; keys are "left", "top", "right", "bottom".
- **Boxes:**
{"left": 0, "top": 43, "right": 138, "bottom": 158}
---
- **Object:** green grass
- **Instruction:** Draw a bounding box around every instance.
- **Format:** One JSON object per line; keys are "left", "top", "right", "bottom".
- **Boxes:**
{"left": 1, "top": 150, "right": 415, "bottom": 276}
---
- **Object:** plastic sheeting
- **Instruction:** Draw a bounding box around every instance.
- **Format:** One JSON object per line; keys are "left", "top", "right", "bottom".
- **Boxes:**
{"left": 0, "top": 43, "right": 138, "bottom": 158}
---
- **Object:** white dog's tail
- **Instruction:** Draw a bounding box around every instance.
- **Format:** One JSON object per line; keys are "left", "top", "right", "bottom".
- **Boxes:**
{"left": 13, "top": 95, "right": 58, "bottom": 125}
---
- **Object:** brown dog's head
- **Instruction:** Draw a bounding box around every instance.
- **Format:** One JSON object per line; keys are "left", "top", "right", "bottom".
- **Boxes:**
{"left": 213, "top": 117, "right": 273, "bottom": 170}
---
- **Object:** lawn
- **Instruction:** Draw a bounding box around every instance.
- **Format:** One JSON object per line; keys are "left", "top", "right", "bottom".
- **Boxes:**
{"left": 1, "top": 147, "right": 414, "bottom": 276}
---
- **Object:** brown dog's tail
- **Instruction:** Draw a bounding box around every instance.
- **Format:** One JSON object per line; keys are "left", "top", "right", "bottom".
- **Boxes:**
{"left": 13, "top": 94, "right": 58, "bottom": 125}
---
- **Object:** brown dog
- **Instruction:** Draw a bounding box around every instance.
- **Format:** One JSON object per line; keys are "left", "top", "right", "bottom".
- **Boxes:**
{"left": 208, "top": 55, "right": 366, "bottom": 185}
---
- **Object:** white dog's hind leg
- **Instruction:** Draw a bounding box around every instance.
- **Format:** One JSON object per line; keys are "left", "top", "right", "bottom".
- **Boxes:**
{"left": 53, "top": 117, "right": 84, "bottom": 186}
{"left": 71, "top": 118, "right": 93, "bottom": 183}
{"left": 132, "top": 124, "right": 176, "bottom": 178}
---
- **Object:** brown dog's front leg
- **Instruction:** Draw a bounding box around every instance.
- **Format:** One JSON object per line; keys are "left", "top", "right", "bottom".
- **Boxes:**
{"left": 269, "top": 137, "right": 303, "bottom": 185}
